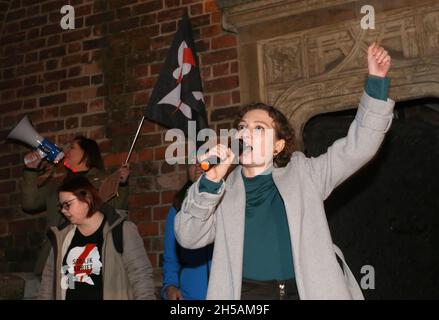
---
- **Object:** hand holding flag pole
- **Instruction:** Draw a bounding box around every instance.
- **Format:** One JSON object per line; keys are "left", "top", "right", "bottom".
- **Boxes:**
{"left": 99, "top": 14, "right": 208, "bottom": 202}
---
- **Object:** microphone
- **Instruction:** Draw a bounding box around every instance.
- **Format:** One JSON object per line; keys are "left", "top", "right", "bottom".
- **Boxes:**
{"left": 200, "top": 138, "right": 251, "bottom": 171}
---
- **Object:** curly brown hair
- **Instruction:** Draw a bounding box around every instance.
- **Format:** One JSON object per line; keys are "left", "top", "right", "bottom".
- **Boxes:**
{"left": 233, "top": 103, "right": 296, "bottom": 168}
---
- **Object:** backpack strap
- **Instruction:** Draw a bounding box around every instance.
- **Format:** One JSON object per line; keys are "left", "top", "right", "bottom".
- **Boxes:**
{"left": 112, "top": 220, "right": 124, "bottom": 255}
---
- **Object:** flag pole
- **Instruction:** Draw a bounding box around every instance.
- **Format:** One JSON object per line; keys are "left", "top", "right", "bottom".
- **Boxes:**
{"left": 124, "top": 116, "right": 145, "bottom": 166}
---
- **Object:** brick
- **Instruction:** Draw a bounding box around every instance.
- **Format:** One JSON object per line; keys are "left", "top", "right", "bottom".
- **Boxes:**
{"left": 47, "top": 35, "right": 60, "bottom": 46}
{"left": 60, "top": 103, "right": 87, "bottom": 116}
{"left": 61, "top": 54, "right": 85, "bottom": 67}
{"left": 161, "top": 191, "right": 175, "bottom": 204}
{"left": 129, "top": 208, "right": 152, "bottom": 223}
{"left": 46, "top": 59, "right": 58, "bottom": 70}
{"left": 213, "top": 92, "right": 232, "bottom": 107}
{"left": 138, "top": 222, "right": 159, "bottom": 237}
{"left": 190, "top": 3, "right": 203, "bottom": 16}
{"left": 43, "top": 70, "right": 67, "bottom": 81}
{"left": 165, "top": 0, "right": 180, "bottom": 7}
{"left": 154, "top": 146, "right": 168, "bottom": 160}
{"left": 150, "top": 63, "right": 163, "bottom": 75}
{"left": 20, "top": 15, "right": 47, "bottom": 29}
{"left": 6, "top": 9, "right": 25, "bottom": 22}
{"left": 60, "top": 77, "right": 90, "bottom": 90}
{"left": 133, "top": 1, "right": 163, "bottom": 15}
{"left": 83, "top": 38, "right": 106, "bottom": 51}
{"left": 23, "top": 99, "right": 37, "bottom": 109}
{"left": 211, "top": 106, "right": 241, "bottom": 122}
{"left": 191, "top": 14, "right": 210, "bottom": 28}
{"left": 138, "top": 134, "right": 162, "bottom": 148}
{"left": 231, "top": 61, "right": 239, "bottom": 73}
{"left": 39, "top": 46, "right": 66, "bottom": 60}
{"left": 0, "top": 101, "right": 22, "bottom": 113}
{"left": 129, "top": 193, "right": 160, "bottom": 208}
{"left": 26, "top": 5, "right": 40, "bottom": 17}
{"left": 7, "top": 219, "right": 37, "bottom": 235}
{"left": 137, "top": 149, "right": 153, "bottom": 162}
{"left": 153, "top": 206, "right": 171, "bottom": 221}
{"left": 36, "top": 120, "right": 64, "bottom": 133}
{"left": 82, "top": 113, "right": 107, "bottom": 127}
{"left": 213, "top": 63, "right": 229, "bottom": 77}
{"left": 45, "top": 82, "right": 59, "bottom": 93}
{"left": 0, "top": 181, "right": 15, "bottom": 193}
{"left": 68, "top": 66, "right": 81, "bottom": 77}
{"left": 68, "top": 42, "right": 82, "bottom": 54}
{"left": 204, "top": 75, "right": 239, "bottom": 93}
{"left": 103, "top": 152, "right": 129, "bottom": 167}
{"left": 205, "top": 0, "right": 218, "bottom": 13}
{"left": 17, "top": 63, "right": 44, "bottom": 76}
{"left": 85, "top": 11, "right": 115, "bottom": 26}
{"left": 107, "top": 0, "right": 137, "bottom": 9}
{"left": 65, "top": 117, "right": 79, "bottom": 129}
{"left": 76, "top": 4, "right": 92, "bottom": 17}
{"left": 41, "top": 23, "right": 60, "bottom": 36}
{"left": 160, "top": 21, "right": 177, "bottom": 34}
{"left": 83, "top": 63, "right": 101, "bottom": 75}
{"left": 18, "top": 85, "right": 44, "bottom": 97}
{"left": 44, "top": 106, "right": 59, "bottom": 119}
{"left": 201, "top": 48, "right": 237, "bottom": 65}
{"left": 0, "top": 32, "right": 25, "bottom": 45}
{"left": 62, "top": 29, "right": 91, "bottom": 42}
{"left": 134, "top": 92, "right": 149, "bottom": 105}
{"left": 211, "top": 35, "right": 237, "bottom": 50}
{"left": 232, "top": 91, "right": 241, "bottom": 104}
{"left": 0, "top": 79, "right": 21, "bottom": 90}
{"left": 89, "top": 99, "right": 104, "bottom": 112}
{"left": 40, "top": 93, "right": 66, "bottom": 107}
{"left": 115, "top": 7, "right": 131, "bottom": 19}
{"left": 157, "top": 8, "right": 186, "bottom": 23}
{"left": 91, "top": 75, "right": 103, "bottom": 85}
{"left": 0, "top": 163, "right": 11, "bottom": 177}
{"left": 195, "top": 39, "right": 209, "bottom": 52}
{"left": 109, "top": 17, "right": 139, "bottom": 33}
{"left": 140, "top": 14, "right": 157, "bottom": 26}
{"left": 42, "top": 0, "right": 65, "bottom": 12}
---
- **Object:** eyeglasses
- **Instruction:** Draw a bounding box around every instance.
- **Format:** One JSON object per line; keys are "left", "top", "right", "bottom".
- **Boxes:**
{"left": 58, "top": 198, "right": 78, "bottom": 211}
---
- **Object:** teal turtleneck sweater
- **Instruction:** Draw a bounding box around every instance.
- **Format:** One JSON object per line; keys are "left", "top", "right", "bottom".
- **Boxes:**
{"left": 198, "top": 75, "right": 390, "bottom": 281}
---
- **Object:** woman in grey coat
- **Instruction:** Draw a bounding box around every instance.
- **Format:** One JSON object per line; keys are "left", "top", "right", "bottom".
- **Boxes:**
{"left": 174, "top": 43, "right": 394, "bottom": 300}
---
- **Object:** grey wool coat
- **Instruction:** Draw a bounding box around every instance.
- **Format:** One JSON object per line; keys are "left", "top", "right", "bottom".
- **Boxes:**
{"left": 174, "top": 92, "right": 395, "bottom": 300}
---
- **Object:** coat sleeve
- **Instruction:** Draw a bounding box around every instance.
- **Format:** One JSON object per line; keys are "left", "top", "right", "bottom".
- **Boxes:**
{"left": 305, "top": 91, "right": 395, "bottom": 200}
{"left": 174, "top": 176, "right": 225, "bottom": 250}
{"left": 161, "top": 207, "right": 181, "bottom": 299}
{"left": 122, "top": 221, "right": 156, "bottom": 300}
{"left": 109, "top": 184, "right": 129, "bottom": 210}
{"left": 37, "top": 249, "right": 55, "bottom": 300}
{"left": 20, "top": 169, "right": 49, "bottom": 213}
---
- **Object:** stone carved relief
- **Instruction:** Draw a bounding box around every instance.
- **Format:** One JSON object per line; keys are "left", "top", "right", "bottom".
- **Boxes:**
{"left": 254, "top": 4, "right": 439, "bottom": 148}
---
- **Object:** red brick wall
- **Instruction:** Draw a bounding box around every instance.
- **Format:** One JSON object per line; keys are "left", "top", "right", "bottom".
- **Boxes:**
{"left": 0, "top": 0, "right": 240, "bottom": 276}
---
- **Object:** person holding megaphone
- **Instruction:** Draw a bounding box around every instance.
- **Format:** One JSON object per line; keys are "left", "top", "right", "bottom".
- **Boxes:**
{"left": 20, "top": 135, "right": 130, "bottom": 275}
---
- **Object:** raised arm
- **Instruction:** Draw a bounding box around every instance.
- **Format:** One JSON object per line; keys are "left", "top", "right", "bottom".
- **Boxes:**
{"left": 305, "top": 43, "right": 395, "bottom": 200}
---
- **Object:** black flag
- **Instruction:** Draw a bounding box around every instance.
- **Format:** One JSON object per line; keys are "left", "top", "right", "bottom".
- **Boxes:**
{"left": 144, "top": 14, "right": 208, "bottom": 138}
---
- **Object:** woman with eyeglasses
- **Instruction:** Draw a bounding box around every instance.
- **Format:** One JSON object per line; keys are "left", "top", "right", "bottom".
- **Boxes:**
{"left": 20, "top": 136, "right": 130, "bottom": 275}
{"left": 38, "top": 175, "right": 155, "bottom": 300}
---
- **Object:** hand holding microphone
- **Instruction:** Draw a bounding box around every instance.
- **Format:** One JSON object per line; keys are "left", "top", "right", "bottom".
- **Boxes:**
{"left": 199, "top": 139, "right": 251, "bottom": 183}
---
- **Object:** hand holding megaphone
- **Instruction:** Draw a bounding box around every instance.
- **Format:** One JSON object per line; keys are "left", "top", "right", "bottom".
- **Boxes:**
{"left": 7, "top": 116, "right": 65, "bottom": 167}
{"left": 24, "top": 150, "right": 44, "bottom": 168}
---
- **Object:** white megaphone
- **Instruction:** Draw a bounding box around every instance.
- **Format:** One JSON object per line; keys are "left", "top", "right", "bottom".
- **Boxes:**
{"left": 7, "top": 116, "right": 65, "bottom": 165}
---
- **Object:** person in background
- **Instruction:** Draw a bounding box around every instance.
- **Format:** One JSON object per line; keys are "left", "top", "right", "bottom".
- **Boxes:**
{"left": 161, "top": 163, "right": 213, "bottom": 300}
{"left": 38, "top": 175, "right": 155, "bottom": 300}
{"left": 21, "top": 135, "right": 130, "bottom": 275}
